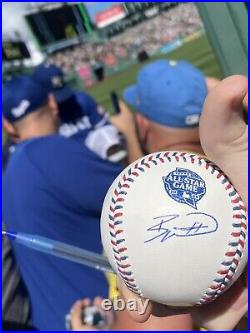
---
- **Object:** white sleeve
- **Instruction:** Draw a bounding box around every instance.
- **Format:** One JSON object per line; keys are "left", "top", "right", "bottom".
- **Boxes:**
{"left": 85, "top": 125, "right": 127, "bottom": 162}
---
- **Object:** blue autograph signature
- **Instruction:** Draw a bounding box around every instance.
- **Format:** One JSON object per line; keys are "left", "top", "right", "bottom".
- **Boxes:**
{"left": 144, "top": 212, "right": 218, "bottom": 244}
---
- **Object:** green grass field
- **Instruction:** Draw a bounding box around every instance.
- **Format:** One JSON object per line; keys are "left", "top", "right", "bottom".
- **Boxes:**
{"left": 86, "top": 34, "right": 222, "bottom": 112}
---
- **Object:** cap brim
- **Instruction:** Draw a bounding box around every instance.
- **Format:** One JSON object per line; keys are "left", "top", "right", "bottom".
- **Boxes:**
{"left": 53, "top": 86, "right": 74, "bottom": 103}
{"left": 123, "top": 85, "right": 138, "bottom": 108}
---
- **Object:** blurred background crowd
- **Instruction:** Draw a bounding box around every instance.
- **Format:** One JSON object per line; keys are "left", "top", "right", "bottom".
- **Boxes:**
{"left": 3, "top": 3, "right": 204, "bottom": 83}
{"left": 47, "top": 3, "right": 203, "bottom": 75}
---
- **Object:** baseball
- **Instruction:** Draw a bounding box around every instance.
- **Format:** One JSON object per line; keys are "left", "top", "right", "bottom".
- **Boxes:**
{"left": 101, "top": 151, "right": 248, "bottom": 306}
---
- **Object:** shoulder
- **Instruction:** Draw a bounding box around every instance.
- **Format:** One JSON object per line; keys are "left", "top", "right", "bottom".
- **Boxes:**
{"left": 75, "top": 92, "right": 108, "bottom": 126}
{"left": 3, "top": 136, "right": 63, "bottom": 178}
{"left": 75, "top": 91, "right": 97, "bottom": 107}
{"left": 23, "top": 135, "right": 71, "bottom": 154}
{"left": 11, "top": 135, "right": 89, "bottom": 167}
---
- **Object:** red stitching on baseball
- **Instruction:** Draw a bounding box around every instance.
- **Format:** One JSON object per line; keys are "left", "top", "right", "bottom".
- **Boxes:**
{"left": 239, "top": 239, "right": 245, "bottom": 248}
{"left": 231, "top": 197, "right": 240, "bottom": 203}
{"left": 232, "top": 258, "right": 239, "bottom": 265}
{"left": 241, "top": 222, "right": 247, "bottom": 229}
{"left": 226, "top": 251, "right": 236, "bottom": 257}
{"left": 118, "top": 264, "right": 131, "bottom": 269}
{"left": 218, "top": 269, "right": 229, "bottom": 275}
{"left": 231, "top": 232, "right": 241, "bottom": 237}
{"left": 114, "top": 212, "right": 123, "bottom": 218}
{"left": 119, "top": 247, "right": 127, "bottom": 253}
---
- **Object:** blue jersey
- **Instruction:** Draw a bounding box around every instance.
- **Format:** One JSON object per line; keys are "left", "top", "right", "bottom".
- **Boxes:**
{"left": 58, "top": 91, "right": 108, "bottom": 138}
{"left": 3, "top": 92, "right": 126, "bottom": 169}
{"left": 58, "top": 91, "right": 126, "bottom": 163}
{"left": 3, "top": 134, "right": 122, "bottom": 330}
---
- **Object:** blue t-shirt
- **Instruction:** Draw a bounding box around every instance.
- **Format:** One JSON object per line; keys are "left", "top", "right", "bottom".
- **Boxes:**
{"left": 76, "top": 91, "right": 108, "bottom": 128}
{"left": 2, "top": 134, "right": 122, "bottom": 330}
{"left": 59, "top": 92, "right": 109, "bottom": 138}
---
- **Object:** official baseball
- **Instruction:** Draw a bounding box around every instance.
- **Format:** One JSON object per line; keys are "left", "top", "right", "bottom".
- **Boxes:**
{"left": 101, "top": 151, "right": 247, "bottom": 306}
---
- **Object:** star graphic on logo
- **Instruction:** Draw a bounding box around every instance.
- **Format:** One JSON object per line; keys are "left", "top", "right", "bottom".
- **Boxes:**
{"left": 52, "top": 76, "right": 63, "bottom": 88}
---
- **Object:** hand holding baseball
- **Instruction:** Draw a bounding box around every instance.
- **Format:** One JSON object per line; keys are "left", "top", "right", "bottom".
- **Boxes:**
{"left": 192, "top": 75, "right": 248, "bottom": 330}
{"left": 200, "top": 75, "right": 248, "bottom": 207}
{"left": 101, "top": 76, "right": 248, "bottom": 330}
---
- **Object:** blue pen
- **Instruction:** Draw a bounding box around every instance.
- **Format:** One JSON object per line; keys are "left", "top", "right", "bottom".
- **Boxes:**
{"left": 2, "top": 230, "right": 113, "bottom": 273}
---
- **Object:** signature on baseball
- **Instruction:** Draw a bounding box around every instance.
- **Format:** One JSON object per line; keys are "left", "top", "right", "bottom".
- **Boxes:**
{"left": 144, "top": 212, "right": 218, "bottom": 244}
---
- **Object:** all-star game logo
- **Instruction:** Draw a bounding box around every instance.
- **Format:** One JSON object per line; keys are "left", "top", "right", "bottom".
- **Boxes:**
{"left": 162, "top": 168, "right": 206, "bottom": 209}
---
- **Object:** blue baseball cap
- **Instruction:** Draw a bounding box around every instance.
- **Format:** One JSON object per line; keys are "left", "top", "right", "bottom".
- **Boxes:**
{"left": 123, "top": 59, "right": 208, "bottom": 128}
{"left": 2, "top": 75, "right": 49, "bottom": 123}
{"left": 32, "top": 63, "right": 73, "bottom": 103}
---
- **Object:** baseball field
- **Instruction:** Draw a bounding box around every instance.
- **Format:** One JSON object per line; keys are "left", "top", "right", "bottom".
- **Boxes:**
{"left": 86, "top": 34, "right": 223, "bottom": 113}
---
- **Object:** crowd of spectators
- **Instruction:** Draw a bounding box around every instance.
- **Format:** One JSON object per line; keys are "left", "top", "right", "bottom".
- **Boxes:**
{"left": 48, "top": 3, "right": 203, "bottom": 75}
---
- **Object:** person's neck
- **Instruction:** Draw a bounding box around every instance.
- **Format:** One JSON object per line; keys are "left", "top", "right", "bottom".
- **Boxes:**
{"left": 148, "top": 141, "right": 204, "bottom": 155}
{"left": 146, "top": 125, "right": 204, "bottom": 155}
{"left": 162, "top": 142, "right": 204, "bottom": 155}
{"left": 17, "top": 125, "right": 57, "bottom": 143}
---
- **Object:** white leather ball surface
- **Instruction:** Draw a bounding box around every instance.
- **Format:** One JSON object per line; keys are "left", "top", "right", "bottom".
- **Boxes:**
{"left": 101, "top": 151, "right": 247, "bottom": 306}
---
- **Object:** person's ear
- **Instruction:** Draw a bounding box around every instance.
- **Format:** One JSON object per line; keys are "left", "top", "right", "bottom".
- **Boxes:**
{"left": 3, "top": 118, "right": 19, "bottom": 142}
{"left": 47, "top": 94, "right": 59, "bottom": 118}
{"left": 135, "top": 113, "right": 150, "bottom": 145}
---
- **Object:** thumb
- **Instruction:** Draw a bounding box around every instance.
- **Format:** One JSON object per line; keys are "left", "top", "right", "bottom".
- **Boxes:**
{"left": 203, "top": 75, "right": 247, "bottom": 125}
{"left": 119, "top": 100, "right": 133, "bottom": 114}
{"left": 200, "top": 75, "right": 247, "bottom": 155}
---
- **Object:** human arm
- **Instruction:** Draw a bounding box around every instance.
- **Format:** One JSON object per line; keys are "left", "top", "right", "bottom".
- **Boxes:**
{"left": 200, "top": 75, "right": 248, "bottom": 207}
{"left": 109, "top": 100, "right": 144, "bottom": 163}
{"left": 77, "top": 92, "right": 129, "bottom": 164}
{"left": 192, "top": 75, "right": 248, "bottom": 330}
{"left": 114, "top": 76, "right": 248, "bottom": 330}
